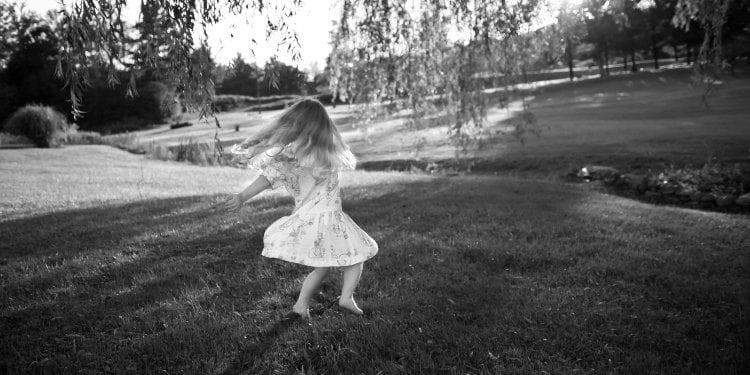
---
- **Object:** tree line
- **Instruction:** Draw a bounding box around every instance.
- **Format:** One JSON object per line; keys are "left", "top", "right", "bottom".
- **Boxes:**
{"left": 2, "top": 0, "right": 747, "bottom": 139}
{"left": 541, "top": 0, "right": 750, "bottom": 81}
{"left": 0, "top": 1, "right": 311, "bottom": 132}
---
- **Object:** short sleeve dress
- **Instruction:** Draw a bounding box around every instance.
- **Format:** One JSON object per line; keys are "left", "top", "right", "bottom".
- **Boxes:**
{"left": 248, "top": 148, "right": 379, "bottom": 267}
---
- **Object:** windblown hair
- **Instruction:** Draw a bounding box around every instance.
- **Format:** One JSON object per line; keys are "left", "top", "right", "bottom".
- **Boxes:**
{"left": 241, "top": 98, "right": 356, "bottom": 170}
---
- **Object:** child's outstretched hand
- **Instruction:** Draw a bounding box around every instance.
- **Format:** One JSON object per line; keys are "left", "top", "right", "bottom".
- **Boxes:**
{"left": 222, "top": 194, "right": 242, "bottom": 213}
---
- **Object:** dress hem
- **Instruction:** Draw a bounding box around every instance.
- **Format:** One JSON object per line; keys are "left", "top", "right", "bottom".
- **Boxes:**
{"left": 261, "top": 252, "right": 377, "bottom": 267}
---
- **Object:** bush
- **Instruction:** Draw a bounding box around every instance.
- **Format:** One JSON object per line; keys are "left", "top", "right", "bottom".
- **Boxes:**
{"left": 101, "top": 133, "right": 145, "bottom": 154}
{"left": 2, "top": 105, "right": 69, "bottom": 147}
{"left": 76, "top": 79, "right": 180, "bottom": 132}
{"left": 64, "top": 130, "right": 103, "bottom": 145}
{"left": 0, "top": 132, "right": 33, "bottom": 146}
{"left": 171, "top": 138, "right": 214, "bottom": 165}
{"left": 134, "top": 81, "right": 179, "bottom": 123}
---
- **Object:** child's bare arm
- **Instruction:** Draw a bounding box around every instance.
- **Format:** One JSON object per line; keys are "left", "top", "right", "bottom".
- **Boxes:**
{"left": 238, "top": 175, "right": 272, "bottom": 202}
{"left": 223, "top": 176, "right": 272, "bottom": 212}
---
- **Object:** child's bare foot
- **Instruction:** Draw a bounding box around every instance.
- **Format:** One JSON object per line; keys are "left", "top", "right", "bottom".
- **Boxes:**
{"left": 338, "top": 296, "right": 363, "bottom": 315}
{"left": 292, "top": 303, "right": 310, "bottom": 319}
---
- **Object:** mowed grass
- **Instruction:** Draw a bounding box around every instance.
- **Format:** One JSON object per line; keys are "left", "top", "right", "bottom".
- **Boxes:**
{"left": 135, "top": 68, "right": 750, "bottom": 178}
{"left": 1, "top": 146, "right": 748, "bottom": 374}
{"left": 489, "top": 68, "right": 750, "bottom": 175}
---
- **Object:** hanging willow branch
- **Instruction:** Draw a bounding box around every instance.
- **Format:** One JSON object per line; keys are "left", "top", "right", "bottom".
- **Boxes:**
{"left": 328, "top": 0, "right": 541, "bottom": 151}
{"left": 672, "top": 0, "right": 733, "bottom": 103}
{"left": 55, "top": 0, "right": 300, "bottom": 122}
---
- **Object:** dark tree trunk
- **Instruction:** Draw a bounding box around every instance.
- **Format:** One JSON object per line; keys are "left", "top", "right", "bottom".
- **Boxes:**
{"left": 623, "top": 53, "right": 628, "bottom": 70}
{"left": 568, "top": 60, "right": 574, "bottom": 80}
{"left": 686, "top": 45, "right": 692, "bottom": 64}
{"left": 673, "top": 43, "right": 679, "bottom": 61}
{"left": 604, "top": 48, "right": 610, "bottom": 76}
{"left": 565, "top": 37, "right": 575, "bottom": 81}
{"left": 630, "top": 50, "right": 638, "bottom": 72}
{"left": 652, "top": 41, "right": 660, "bottom": 69}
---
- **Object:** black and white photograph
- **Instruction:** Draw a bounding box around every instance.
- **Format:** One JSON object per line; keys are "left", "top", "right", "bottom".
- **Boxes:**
{"left": 1, "top": 0, "right": 748, "bottom": 373}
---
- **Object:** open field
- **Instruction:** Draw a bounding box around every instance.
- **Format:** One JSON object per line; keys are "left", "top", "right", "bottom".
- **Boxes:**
{"left": 1, "top": 146, "right": 748, "bottom": 373}
{"left": 134, "top": 68, "right": 750, "bottom": 177}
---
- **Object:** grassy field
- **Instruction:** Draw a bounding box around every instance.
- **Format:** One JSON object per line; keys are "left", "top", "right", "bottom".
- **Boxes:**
{"left": 135, "top": 68, "right": 750, "bottom": 177}
{"left": 1, "top": 146, "right": 748, "bottom": 373}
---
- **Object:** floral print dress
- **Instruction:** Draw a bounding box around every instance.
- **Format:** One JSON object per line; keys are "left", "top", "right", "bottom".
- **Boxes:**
{"left": 248, "top": 148, "right": 379, "bottom": 267}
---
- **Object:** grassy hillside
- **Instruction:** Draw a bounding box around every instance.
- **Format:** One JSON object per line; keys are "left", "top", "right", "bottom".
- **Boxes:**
{"left": 135, "top": 68, "right": 750, "bottom": 177}
{"left": 1, "top": 146, "right": 748, "bottom": 373}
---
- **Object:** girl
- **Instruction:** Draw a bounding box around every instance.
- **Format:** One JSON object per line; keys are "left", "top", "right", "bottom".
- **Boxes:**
{"left": 222, "top": 98, "right": 378, "bottom": 319}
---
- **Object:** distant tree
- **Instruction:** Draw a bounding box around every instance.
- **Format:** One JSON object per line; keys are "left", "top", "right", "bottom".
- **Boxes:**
{"left": 556, "top": 1, "right": 587, "bottom": 80}
{"left": 49, "top": 0, "right": 742, "bottom": 144}
{"left": 0, "top": 9, "right": 67, "bottom": 121}
{"left": 721, "top": 0, "right": 750, "bottom": 69}
{"left": 129, "top": 0, "right": 176, "bottom": 82}
{"left": 187, "top": 43, "right": 217, "bottom": 97}
{"left": 306, "top": 61, "right": 321, "bottom": 80}
{"left": 57, "top": 0, "right": 302, "bottom": 121}
{"left": 329, "top": 0, "right": 541, "bottom": 145}
{"left": 583, "top": 0, "right": 627, "bottom": 76}
{"left": 262, "top": 58, "right": 307, "bottom": 96}
{"left": 642, "top": 0, "right": 675, "bottom": 69}
{"left": 212, "top": 63, "right": 230, "bottom": 87}
{"left": 218, "top": 54, "right": 261, "bottom": 96}
{"left": 0, "top": 1, "right": 20, "bottom": 70}
{"left": 672, "top": 0, "right": 746, "bottom": 76}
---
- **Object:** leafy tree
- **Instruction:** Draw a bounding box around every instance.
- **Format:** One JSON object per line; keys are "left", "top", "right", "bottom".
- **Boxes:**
{"left": 57, "top": 0, "right": 302, "bottom": 121}
{"left": 0, "top": 8, "right": 67, "bottom": 121}
{"left": 642, "top": 0, "right": 675, "bottom": 69}
{"left": 556, "top": 1, "right": 587, "bottom": 80}
{"left": 672, "top": 0, "right": 743, "bottom": 76}
{"left": 49, "top": 0, "right": 742, "bottom": 145}
{"left": 261, "top": 58, "right": 307, "bottom": 96}
{"left": 130, "top": 0, "right": 177, "bottom": 81}
{"left": 218, "top": 54, "right": 261, "bottom": 96}
{"left": 329, "top": 0, "right": 541, "bottom": 145}
{"left": 0, "top": 1, "right": 20, "bottom": 70}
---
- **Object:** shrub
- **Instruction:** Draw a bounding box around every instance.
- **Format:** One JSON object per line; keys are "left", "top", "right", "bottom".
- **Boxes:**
{"left": 2, "top": 105, "right": 69, "bottom": 147}
{"left": 134, "top": 81, "right": 179, "bottom": 123}
{"left": 76, "top": 80, "right": 180, "bottom": 132}
{"left": 64, "top": 130, "right": 103, "bottom": 145}
{"left": 0, "top": 132, "right": 33, "bottom": 146}
{"left": 148, "top": 143, "right": 174, "bottom": 161}
{"left": 171, "top": 138, "right": 214, "bottom": 165}
{"left": 100, "top": 133, "right": 145, "bottom": 154}
{"left": 139, "top": 137, "right": 242, "bottom": 167}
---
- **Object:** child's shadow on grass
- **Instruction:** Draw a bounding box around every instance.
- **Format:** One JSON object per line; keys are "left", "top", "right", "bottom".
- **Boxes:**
{"left": 0, "top": 178, "right": 588, "bottom": 372}
{"left": 220, "top": 312, "right": 303, "bottom": 375}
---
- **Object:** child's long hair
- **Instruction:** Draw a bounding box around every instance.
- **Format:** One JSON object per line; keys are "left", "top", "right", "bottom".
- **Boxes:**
{"left": 240, "top": 98, "right": 356, "bottom": 170}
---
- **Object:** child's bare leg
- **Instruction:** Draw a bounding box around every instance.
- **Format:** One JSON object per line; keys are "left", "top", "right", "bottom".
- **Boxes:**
{"left": 339, "top": 262, "right": 364, "bottom": 315}
{"left": 293, "top": 267, "right": 328, "bottom": 318}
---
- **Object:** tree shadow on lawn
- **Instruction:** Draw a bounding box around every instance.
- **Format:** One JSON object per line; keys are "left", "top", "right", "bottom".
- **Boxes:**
{"left": 2, "top": 177, "right": 746, "bottom": 372}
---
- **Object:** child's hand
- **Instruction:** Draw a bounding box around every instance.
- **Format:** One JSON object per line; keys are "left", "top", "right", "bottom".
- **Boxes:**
{"left": 222, "top": 194, "right": 242, "bottom": 213}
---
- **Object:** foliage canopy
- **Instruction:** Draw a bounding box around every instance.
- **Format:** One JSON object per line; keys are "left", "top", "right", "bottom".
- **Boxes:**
{"left": 44, "top": 0, "right": 743, "bottom": 146}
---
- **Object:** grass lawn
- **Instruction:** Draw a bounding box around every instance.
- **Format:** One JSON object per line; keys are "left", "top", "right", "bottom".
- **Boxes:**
{"left": 1, "top": 146, "right": 748, "bottom": 373}
{"left": 134, "top": 68, "right": 750, "bottom": 178}
{"left": 489, "top": 68, "right": 750, "bottom": 176}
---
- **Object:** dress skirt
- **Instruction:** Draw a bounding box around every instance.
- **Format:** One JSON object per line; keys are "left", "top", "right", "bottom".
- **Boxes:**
{"left": 262, "top": 209, "right": 379, "bottom": 267}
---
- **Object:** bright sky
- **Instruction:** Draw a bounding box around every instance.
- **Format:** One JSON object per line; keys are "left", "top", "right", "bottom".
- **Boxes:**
{"left": 23, "top": 0, "right": 575, "bottom": 73}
